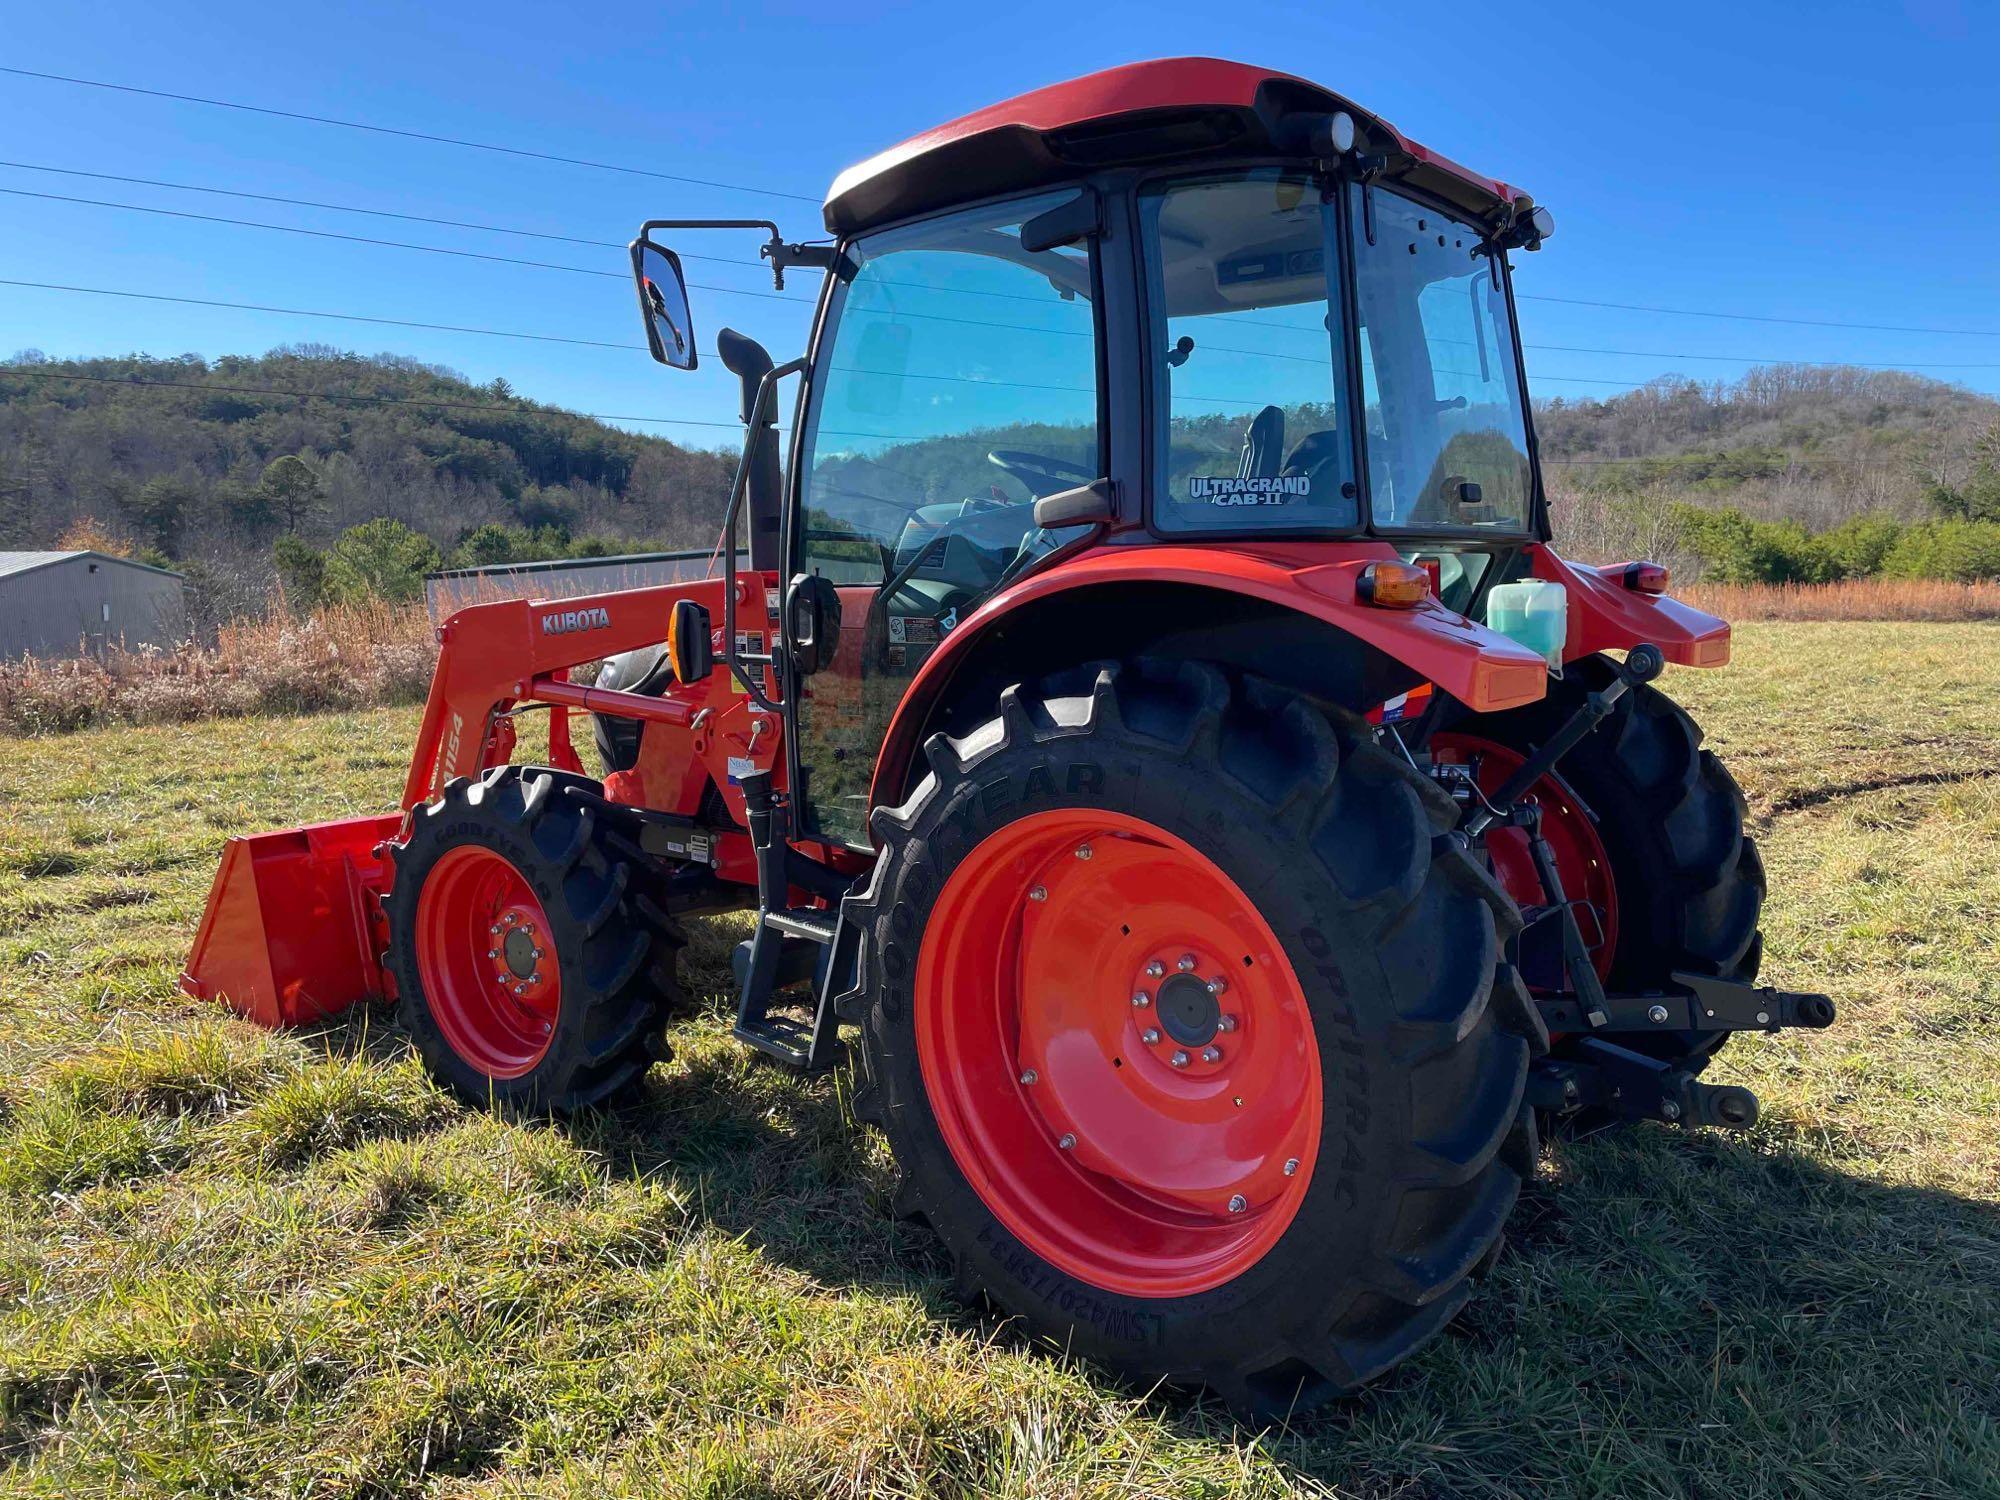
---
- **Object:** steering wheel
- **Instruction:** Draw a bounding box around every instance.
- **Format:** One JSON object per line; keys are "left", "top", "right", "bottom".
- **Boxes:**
{"left": 987, "top": 449, "right": 1092, "bottom": 500}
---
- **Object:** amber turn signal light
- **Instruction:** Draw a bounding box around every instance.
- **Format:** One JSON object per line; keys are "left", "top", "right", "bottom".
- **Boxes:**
{"left": 1621, "top": 561, "right": 1671, "bottom": 595}
{"left": 1357, "top": 561, "right": 1431, "bottom": 609}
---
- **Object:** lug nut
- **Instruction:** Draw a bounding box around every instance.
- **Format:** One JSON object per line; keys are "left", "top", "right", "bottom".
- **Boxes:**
{"left": 1075, "top": 844, "right": 1093, "bottom": 861}
{"left": 1058, "top": 1133, "right": 1076, "bottom": 1150}
{"left": 487, "top": 949, "right": 498, "bottom": 959}
{"left": 1647, "top": 1004, "right": 1670, "bottom": 1025}
{"left": 1206, "top": 978, "right": 1228, "bottom": 996}
{"left": 1217, "top": 1014, "right": 1238, "bottom": 1033}
{"left": 1019, "top": 1069, "right": 1038, "bottom": 1085}
{"left": 1132, "top": 992, "right": 1150, "bottom": 1008}
{"left": 1028, "top": 885, "right": 1048, "bottom": 903}
{"left": 1141, "top": 1028, "right": 1161, "bottom": 1045}
{"left": 532, "top": 948, "right": 543, "bottom": 960}
{"left": 1283, "top": 1158, "right": 1299, "bottom": 1176}
{"left": 514, "top": 983, "right": 527, "bottom": 995}
{"left": 1144, "top": 960, "right": 1165, "bottom": 979}
{"left": 1177, "top": 954, "right": 1197, "bottom": 972}
{"left": 490, "top": 923, "right": 502, "bottom": 935}
{"left": 1171, "top": 1051, "right": 1190, "bottom": 1069}
{"left": 1227, "top": 1195, "right": 1247, "bottom": 1214}
{"left": 1202, "top": 1045, "right": 1222, "bottom": 1064}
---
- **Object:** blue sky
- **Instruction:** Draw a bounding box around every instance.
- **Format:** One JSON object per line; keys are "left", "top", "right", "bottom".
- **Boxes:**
{"left": 3, "top": 0, "right": 1996, "bottom": 453}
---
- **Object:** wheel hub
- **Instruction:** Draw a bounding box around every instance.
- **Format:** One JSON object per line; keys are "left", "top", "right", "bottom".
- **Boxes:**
{"left": 416, "top": 847, "right": 562, "bottom": 1079}
{"left": 915, "top": 809, "right": 1321, "bottom": 1298}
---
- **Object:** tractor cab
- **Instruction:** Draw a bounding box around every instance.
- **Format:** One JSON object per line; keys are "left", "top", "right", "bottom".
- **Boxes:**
{"left": 625, "top": 58, "right": 1573, "bottom": 847}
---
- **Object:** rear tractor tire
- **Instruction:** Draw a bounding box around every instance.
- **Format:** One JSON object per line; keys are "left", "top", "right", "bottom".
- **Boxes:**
{"left": 841, "top": 660, "right": 1539, "bottom": 1417}
{"left": 384, "top": 765, "right": 686, "bottom": 1113}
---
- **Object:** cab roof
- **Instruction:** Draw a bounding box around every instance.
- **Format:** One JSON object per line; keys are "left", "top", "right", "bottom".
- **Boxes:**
{"left": 824, "top": 57, "right": 1529, "bottom": 237}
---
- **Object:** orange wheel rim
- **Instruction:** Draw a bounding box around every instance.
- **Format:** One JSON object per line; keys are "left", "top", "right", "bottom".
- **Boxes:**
{"left": 415, "top": 845, "right": 562, "bottom": 1078}
{"left": 915, "top": 809, "right": 1320, "bottom": 1298}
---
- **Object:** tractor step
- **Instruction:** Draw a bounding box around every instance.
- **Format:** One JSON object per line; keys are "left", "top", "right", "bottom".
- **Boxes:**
{"left": 765, "top": 906, "right": 839, "bottom": 944}
{"left": 732, "top": 1012, "right": 832, "bottom": 1067}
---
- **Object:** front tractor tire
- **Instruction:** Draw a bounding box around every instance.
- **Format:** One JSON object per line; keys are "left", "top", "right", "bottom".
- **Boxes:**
{"left": 384, "top": 766, "right": 685, "bottom": 1113}
{"left": 842, "top": 661, "right": 1538, "bottom": 1417}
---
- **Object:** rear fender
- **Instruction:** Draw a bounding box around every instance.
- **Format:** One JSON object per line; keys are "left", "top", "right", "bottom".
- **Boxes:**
{"left": 1531, "top": 547, "right": 1732, "bottom": 667}
{"left": 869, "top": 541, "right": 1547, "bottom": 815}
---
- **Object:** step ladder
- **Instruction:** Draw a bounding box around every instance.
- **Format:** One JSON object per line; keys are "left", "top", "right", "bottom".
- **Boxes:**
{"left": 730, "top": 769, "right": 855, "bottom": 1071}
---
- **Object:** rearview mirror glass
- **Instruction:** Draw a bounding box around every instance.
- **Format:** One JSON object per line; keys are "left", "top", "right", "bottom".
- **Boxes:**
{"left": 630, "top": 239, "right": 697, "bottom": 369}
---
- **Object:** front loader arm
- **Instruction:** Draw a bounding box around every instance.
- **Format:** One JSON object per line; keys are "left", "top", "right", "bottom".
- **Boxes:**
{"left": 403, "top": 573, "right": 775, "bottom": 810}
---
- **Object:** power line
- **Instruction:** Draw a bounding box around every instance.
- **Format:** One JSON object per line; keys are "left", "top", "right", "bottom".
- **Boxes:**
{"left": 0, "top": 278, "right": 651, "bottom": 352}
{"left": 1517, "top": 292, "right": 2000, "bottom": 340}
{"left": 0, "top": 186, "right": 810, "bottom": 300}
{"left": 0, "top": 65, "right": 823, "bottom": 205}
{"left": 0, "top": 159, "right": 817, "bottom": 276}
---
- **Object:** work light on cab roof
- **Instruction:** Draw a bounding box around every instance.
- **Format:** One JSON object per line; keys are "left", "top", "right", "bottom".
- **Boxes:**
{"left": 181, "top": 57, "right": 1829, "bottom": 1419}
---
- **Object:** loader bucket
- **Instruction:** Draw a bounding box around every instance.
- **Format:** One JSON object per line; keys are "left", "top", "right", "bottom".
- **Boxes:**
{"left": 180, "top": 813, "right": 404, "bottom": 1028}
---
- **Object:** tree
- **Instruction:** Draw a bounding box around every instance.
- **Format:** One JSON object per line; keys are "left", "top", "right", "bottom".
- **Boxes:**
{"left": 320, "top": 519, "right": 441, "bottom": 604}
{"left": 118, "top": 476, "right": 197, "bottom": 554}
{"left": 260, "top": 453, "right": 325, "bottom": 533}
{"left": 54, "top": 515, "right": 132, "bottom": 557}
{"left": 273, "top": 534, "right": 326, "bottom": 609}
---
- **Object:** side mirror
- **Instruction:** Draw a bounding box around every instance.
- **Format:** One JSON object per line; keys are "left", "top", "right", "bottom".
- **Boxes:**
{"left": 630, "top": 237, "right": 697, "bottom": 369}
{"left": 787, "top": 573, "right": 843, "bottom": 676}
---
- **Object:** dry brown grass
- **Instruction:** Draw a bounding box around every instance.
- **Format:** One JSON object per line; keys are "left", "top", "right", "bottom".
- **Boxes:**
{"left": 0, "top": 600, "right": 436, "bottom": 735}
{"left": 1681, "top": 577, "right": 2000, "bottom": 621}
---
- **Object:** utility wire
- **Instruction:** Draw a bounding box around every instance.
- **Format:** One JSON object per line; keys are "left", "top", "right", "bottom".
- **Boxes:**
{"left": 9, "top": 69, "right": 1994, "bottom": 341}
{"left": 1517, "top": 292, "right": 2000, "bottom": 339}
{"left": 0, "top": 186, "right": 814, "bottom": 299}
{"left": 0, "top": 278, "right": 650, "bottom": 351}
{"left": 0, "top": 65, "right": 823, "bottom": 204}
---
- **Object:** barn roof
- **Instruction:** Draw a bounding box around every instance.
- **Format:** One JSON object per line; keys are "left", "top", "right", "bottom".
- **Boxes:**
{"left": 0, "top": 550, "right": 184, "bottom": 582}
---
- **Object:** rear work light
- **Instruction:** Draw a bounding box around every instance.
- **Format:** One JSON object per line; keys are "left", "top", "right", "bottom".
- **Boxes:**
{"left": 1357, "top": 561, "right": 1431, "bottom": 609}
{"left": 1621, "top": 561, "right": 1671, "bottom": 595}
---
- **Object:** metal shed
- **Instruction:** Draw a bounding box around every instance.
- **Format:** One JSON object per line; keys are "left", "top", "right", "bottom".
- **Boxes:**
{"left": 0, "top": 551, "right": 187, "bottom": 659}
{"left": 424, "top": 549, "right": 742, "bottom": 623}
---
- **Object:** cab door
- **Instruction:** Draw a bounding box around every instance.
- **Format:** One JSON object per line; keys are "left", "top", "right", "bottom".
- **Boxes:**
{"left": 787, "top": 191, "right": 1104, "bottom": 848}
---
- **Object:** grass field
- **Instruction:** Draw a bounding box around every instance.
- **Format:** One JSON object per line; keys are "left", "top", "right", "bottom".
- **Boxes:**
{"left": 1, "top": 623, "right": 1996, "bottom": 1498}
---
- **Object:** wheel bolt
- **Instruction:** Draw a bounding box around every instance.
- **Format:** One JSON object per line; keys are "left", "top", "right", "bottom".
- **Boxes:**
{"left": 532, "top": 948, "right": 543, "bottom": 960}
{"left": 1228, "top": 1194, "right": 1247, "bottom": 1213}
{"left": 1217, "top": 1014, "right": 1238, "bottom": 1033}
{"left": 1202, "top": 1045, "right": 1222, "bottom": 1064}
{"left": 1058, "top": 1133, "right": 1076, "bottom": 1150}
{"left": 1144, "top": 960, "right": 1165, "bottom": 978}
{"left": 490, "top": 923, "right": 502, "bottom": 935}
{"left": 514, "top": 983, "right": 527, "bottom": 995}
{"left": 1647, "top": 1004, "right": 1670, "bottom": 1024}
{"left": 1206, "top": 977, "right": 1228, "bottom": 996}
{"left": 1020, "top": 1069, "right": 1038, "bottom": 1085}
{"left": 1283, "top": 1158, "right": 1299, "bottom": 1176}
{"left": 1171, "top": 1050, "right": 1190, "bottom": 1069}
{"left": 1075, "top": 844, "right": 1093, "bottom": 861}
{"left": 1142, "top": 1028, "right": 1161, "bottom": 1045}
{"left": 1132, "top": 992, "right": 1150, "bottom": 1008}
{"left": 1028, "top": 885, "right": 1048, "bottom": 903}
{"left": 487, "top": 949, "right": 498, "bottom": 959}
{"left": 1177, "top": 954, "right": 1196, "bottom": 972}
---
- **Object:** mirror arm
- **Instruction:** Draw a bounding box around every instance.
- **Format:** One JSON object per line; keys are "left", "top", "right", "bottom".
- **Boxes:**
{"left": 637, "top": 217, "right": 834, "bottom": 290}
{"left": 720, "top": 356, "right": 808, "bottom": 711}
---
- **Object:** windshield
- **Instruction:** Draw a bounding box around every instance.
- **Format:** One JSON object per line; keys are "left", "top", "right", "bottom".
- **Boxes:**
{"left": 1351, "top": 183, "right": 1533, "bottom": 531}
{"left": 1142, "top": 171, "right": 1358, "bottom": 532}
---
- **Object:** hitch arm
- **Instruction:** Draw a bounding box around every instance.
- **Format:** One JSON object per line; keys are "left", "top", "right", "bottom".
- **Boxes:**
{"left": 1537, "top": 973, "right": 1837, "bottom": 1037}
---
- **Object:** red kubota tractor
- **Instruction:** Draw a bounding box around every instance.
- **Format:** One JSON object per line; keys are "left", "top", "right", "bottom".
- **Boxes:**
{"left": 183, "top": 59, "right": 1836, "bottom": 1415}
